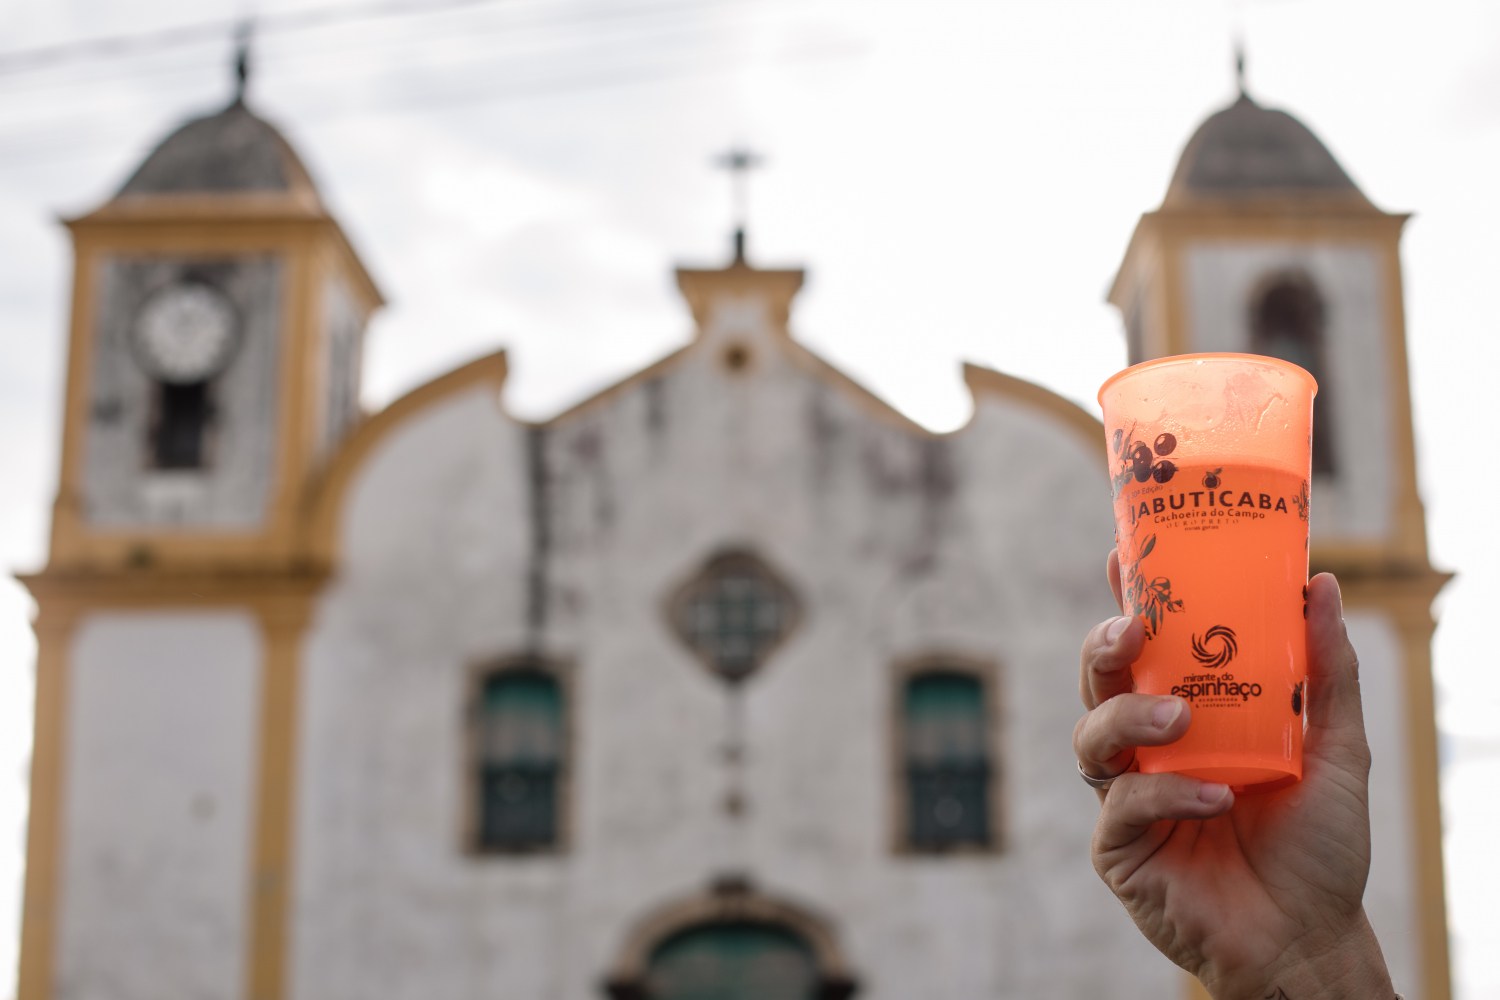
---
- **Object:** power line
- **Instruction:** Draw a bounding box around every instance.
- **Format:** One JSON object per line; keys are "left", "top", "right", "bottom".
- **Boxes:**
{"left": 0, "top": 0, "right": 504, "bottom": 76}
{"left": 0, "top": 0, "right": 865, "bottom": 172}
{"left": 0, "top": 0, "right": 767, "bottom": 141}
{"left": 0, "top": 0, "right": 749, "bottom": 100}
{"left": 0, "top": 39, "right": 863, "bottom": 173}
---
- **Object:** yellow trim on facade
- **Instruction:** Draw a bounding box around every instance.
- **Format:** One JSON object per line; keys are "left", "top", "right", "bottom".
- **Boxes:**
{"left": 246, "top": 592, "right": 318, "bottom": 1000}
{"left": 962, "top": 363, "right": 1106, "bottom": 466}
{"left": 1339, "top": 570, "right": 1453, "bottom": 1000}
{"left": 50, "top": 201, "right": 382, "bottom": 573}
{"left": 14, "top": 605, "right": 77, "bottom": 1000}
{"left": 17, "top": 568, "right": 326, "bottom": 1000}
{"left": 302, "top": 349, "right": 508, "bottom": 566}
{"left": 675, "top": 259, "right": 804, "bottom": 331}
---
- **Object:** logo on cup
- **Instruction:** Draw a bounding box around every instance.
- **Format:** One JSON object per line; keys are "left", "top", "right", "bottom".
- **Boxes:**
{"left": 1292, "top": 681, "right": 1304, "bottom": 716}
{"left": 1190, "top": 625, "right": 1238, "bottom": 670}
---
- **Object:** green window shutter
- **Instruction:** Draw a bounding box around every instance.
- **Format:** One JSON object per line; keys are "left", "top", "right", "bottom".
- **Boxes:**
{"left": 478, "top": 671, "right": 561, "bottom": 849}
{"left": 904, "top": 672, "right": 990, "bottom": 850}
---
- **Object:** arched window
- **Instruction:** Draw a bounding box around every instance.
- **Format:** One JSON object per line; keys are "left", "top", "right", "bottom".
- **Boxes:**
{"left": 1250, "top": 271, "right": 1335, "bottom": 474}
{"left": 645, "top": 922, "right": 819, "bottom": 1000}
{"left": 474, "top": 668, "right": 563, "bottom": 851}
{"left": 902, "top": 671, "right": 992, "bottom": 851}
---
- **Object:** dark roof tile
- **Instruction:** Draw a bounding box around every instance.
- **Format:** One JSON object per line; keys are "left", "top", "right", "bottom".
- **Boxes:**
{"left": 116, "top": 100, "right": 318, "bottom": 199}
{"left": 1165, "top": 94, "right": 1365, "bottom": 205}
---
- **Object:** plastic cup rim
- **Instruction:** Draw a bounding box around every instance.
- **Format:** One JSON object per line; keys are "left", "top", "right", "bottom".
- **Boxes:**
{"left": 1097, "top": 352, "right": 1319, "bottom": 408}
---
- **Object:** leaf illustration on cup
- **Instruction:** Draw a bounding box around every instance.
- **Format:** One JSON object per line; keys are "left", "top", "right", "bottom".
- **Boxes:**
{"left": 1120, "top": 530, "right": 1184, "bottom": 639}
{"left": 1292, "top": 479, "right": 1310, "bottom": 522}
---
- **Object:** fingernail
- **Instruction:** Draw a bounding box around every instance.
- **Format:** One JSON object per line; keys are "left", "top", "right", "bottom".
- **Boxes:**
{"left": 1105, "top": 616, "right": 1131, "bottom": 644}
{"left": 1151, "top": 698, "right": 1183, "bottom": 730}
{"left": 1197, "top": 782, "right": 1229, "bottom": 804}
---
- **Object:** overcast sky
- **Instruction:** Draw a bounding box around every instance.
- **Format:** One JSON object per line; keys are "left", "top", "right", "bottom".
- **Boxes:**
{"left": 1, "top": 0, "right": 1497, "bottom": 996}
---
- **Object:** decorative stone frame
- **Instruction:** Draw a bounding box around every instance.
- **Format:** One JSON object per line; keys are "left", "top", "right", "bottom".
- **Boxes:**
{"left": 889, "top": 652, "right": 1006, "bottom": 856}
{"left": 602, "top": 876, "right": 858, "bottom": 999}
{"left": 664, "top": 548, "right": 803, "bottom": 684}
{"left": 461, "top": 653, "right": 575, "bottom": 856}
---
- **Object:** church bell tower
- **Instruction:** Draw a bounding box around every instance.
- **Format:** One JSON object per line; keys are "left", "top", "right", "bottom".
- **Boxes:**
{"left": 1110, "top": 79, "right": 1451, "bottom": 1000}
{"left": 49, "top": 95, "right": 381, "bottom": 567}
{"left": 18, "top": 88, "right": 381, "bottom": 1000}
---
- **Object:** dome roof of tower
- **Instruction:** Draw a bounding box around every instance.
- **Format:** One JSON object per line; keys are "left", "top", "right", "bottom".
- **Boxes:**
{"left": 1164, "top": 92, "right": 1367, "bottom": 206}
{"left": 115, "top": 99, "right": 319, "bottom": 200}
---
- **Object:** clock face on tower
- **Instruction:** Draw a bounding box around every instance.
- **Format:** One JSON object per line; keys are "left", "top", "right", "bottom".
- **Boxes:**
{"left": 131, "top": 282, "right": 240, "bottom": 384}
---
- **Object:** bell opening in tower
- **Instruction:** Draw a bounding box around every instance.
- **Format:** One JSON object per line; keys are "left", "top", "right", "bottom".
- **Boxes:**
{"left": 1249, "top": 270, "right": 1335, "bottom": 476}
{"left": 150, "top": 380, "right": 214, "bottom": 469}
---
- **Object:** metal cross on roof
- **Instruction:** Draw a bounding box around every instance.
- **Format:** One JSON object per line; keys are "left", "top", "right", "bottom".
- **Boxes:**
{"left": 713, "top": 146, "right": 765, "bottom": 262}
{"left": 233, "top": 21, "right": 252, "bottom": 103}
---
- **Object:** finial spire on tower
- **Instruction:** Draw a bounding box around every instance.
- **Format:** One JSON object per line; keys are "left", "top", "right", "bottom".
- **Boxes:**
{"left": 713, "top": 146, "right": 764, "bottom": 263}
{"left": 233, "top": 21, "right": 252, "bottom": 104}
{"left": 1234, "top": 40, "right": 1247, "bottom": 97}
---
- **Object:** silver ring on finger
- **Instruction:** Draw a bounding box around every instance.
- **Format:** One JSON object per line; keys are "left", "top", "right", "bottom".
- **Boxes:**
{"left": 1077, "top": 759, "right": 1117, "bottom": 790}
{"left": 1077, "top": 757, "right": 1136, "bottom": 791}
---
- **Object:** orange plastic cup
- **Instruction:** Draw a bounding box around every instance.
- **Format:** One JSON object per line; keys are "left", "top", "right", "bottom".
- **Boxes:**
{"left": 1098, "top": 354, "right": 1316, "bottom": 790}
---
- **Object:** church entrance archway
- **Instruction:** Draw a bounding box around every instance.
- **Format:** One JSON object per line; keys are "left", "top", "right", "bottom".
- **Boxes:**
{"left": 604, "top": 879, "right": 857, "bottom": 1000}
{"left": 646, "top": 920, "right": 817, "bottom": 1000}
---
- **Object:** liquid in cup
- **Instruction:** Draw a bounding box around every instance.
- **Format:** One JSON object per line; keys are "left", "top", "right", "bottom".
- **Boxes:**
{"left": 1097, "top": 354, "right": 1316, "bottom": 790}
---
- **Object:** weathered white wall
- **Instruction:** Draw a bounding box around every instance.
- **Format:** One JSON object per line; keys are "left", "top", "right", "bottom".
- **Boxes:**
{"left": 56, "top": 610, "right": 261, "bottom": 1000}
{"left": 1346, "top": 611, "right": 1420, "bottom": 999}
{"left": 1184, "top": 242, "right": 1392, "bottom": 544}
{"left": 293, "top": 288, "right": 1180, "bottom": 999}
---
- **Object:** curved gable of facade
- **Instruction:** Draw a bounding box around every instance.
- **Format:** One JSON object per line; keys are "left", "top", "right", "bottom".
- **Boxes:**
{"left": 304, "top": 349, "right": 510, "bottom": 567}
{"left": 302, "top": 260, "right": 1109, "bottom": 579}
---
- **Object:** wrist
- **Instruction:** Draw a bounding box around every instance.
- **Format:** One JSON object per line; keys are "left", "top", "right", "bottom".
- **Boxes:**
{"left": 1209, "top": 910, "right": 1393, "bottom": 1000}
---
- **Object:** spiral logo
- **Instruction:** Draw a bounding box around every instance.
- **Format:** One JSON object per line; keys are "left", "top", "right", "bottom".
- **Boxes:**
{"left": 1190, "top": 625, "right": 1238, "bottom": 670}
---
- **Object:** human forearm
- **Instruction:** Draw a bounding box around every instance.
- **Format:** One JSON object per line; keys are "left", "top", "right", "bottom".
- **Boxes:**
{"left": 1207, "top": 909, "right": 1393, "bottom": 1000}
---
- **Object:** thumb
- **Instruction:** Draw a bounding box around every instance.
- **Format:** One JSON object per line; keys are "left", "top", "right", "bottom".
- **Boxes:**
{"left": 1303, "top": 573, "right": 1372, "bottom": 774}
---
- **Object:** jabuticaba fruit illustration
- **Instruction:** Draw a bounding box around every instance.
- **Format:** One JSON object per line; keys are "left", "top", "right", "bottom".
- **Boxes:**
{"left": 1202, "top": 467, "right": 1223, "bottom": 489}
{"left": 1292, "top": 681, "right": 1304, "bottom": 716}
{"left": 1111, "top": 423, "right": 1186, "bottom": 495}
{"left": 1110, "top": 424, "right": 1187, "bottom": 637}
{"left": 1131, "top": 442, "right": 1154, "bottom": 482}
{"left": 1190, "top": 625, "right": 1238, "bottom": 670}
{"left": 1302, "top": 584, "right": 1309, "bottom": 620}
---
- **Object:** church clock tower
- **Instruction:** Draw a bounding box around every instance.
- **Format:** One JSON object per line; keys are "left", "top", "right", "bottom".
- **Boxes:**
{"left": 1111, "top": 82, "right": 1451, "bottom": 1000}
{"left": 50, "top": 96, "right": 379, "bottom": 564}
{"left": 18, "top": 92, "right": 380, "bottom": 1000}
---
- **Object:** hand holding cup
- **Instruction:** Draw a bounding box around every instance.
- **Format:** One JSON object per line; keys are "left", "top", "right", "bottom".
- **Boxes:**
{"left": 1075, "top": 553, "right": 1394, "bottom": 999}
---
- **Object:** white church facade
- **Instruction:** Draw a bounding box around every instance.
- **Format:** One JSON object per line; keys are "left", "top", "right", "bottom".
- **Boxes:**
{"left": 17, "top": 83, "right": 1450, "bottom": 1000}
